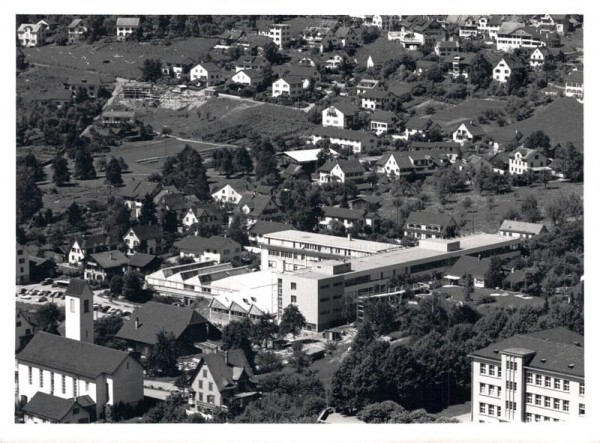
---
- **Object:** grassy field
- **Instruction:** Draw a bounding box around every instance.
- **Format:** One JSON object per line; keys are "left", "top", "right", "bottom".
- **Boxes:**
{"left": 137, "top": 97, "right": 313, "bottom": 142}
{"left": 427, "top": 98, "right": 507, "bottom": 130}
{"left": 435, "top": 286, "right": 546, "bottom": 309}
{"left": 379, "top": 180, "right": 583, "bottom": 234}
{"left": 22, "top": 38, "right": 217, "bottom": 79}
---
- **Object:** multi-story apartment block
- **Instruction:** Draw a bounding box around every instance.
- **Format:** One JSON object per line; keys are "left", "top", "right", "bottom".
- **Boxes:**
{"left": 469, "top": 328, "right": 584, "bottom": 423}
{"left": 263, "top": 24, "right": 291, "bottom": 49}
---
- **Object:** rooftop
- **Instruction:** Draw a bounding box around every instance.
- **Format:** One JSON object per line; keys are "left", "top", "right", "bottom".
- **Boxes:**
{"left": 22, "top": 392, "right": 94, "bottom": 422}
{"left": 262, "top": 230, "right": 400, "bottom": 254}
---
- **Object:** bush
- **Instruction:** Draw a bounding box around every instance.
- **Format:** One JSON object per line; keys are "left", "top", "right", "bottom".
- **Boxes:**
{"left": 477, "top": 295, "right": 497, "bottom": 305}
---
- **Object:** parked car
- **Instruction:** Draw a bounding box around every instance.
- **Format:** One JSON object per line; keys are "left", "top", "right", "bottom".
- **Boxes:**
{"left": 41, "top": 278, "right": 54, "bottom": 286}
{"left": 38, "top": 296, "right": 48, "bottom": 303}
{"left": 21, "top": 295, "right": 31, "bottom": 300}
{"left": 19, "top": 288, "right": 26, "bottom": 295}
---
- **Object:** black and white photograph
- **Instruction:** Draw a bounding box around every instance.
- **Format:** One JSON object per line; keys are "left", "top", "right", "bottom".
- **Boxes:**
{"left": 7, "top": 5, "right": 596, "bottom": 442}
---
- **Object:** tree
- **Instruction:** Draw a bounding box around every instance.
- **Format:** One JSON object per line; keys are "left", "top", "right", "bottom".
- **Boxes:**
{"left": 557, "top": 143, "right": 583, "bottom": 182}
{"left": 220, "top": 149, "right": 235, "bottom": 178}
{"left": 279, "top": 304, "right": 306, "bottom": 338}
{"left": 104, "top": 197, "right": 132, "bottom": 238}
{"left": 234, "top": 147, "right": 253, "bottom": 175}
{"left": 484, "top": 257, "right": 504, "bottom": 289}
{"left": 94, "top": 315, "right": 128, "bottom": 350}
{"left": 118, "top": 157, "right": 129, "bottom": 172}
{"left": 363, "top": 300, "right": 397, "bottom": 335}
{"left": 524, "top": 130, "right": 551, "bottom": 154}
{"left": 52, "top": 155, "right": 71, "bottom": 186}
{"left": 162, "top": 145, "right": 210, "bottom": 200}
{"left": 141, "top": 58, "right": 163, "bottom": 82}
{"left": 251, "top": 313, "right": 279, "bottom": 347}
{"left": 138, "top": 194, "right": 158, "bottom": 225}
{"left": 357, "top": 401, "right": 406, "bottom": 423}
{"left": 37, "top": 303, "right": 64, "bottom": 335}
{"left": 221, "top": 318, "right": 254, "bottom": 365}
{"left": 16, "top": 166, "right": 43, "bottom": 223}
{"left": 161, "top": 209, "right": 179, "bottom": 233}
{"left": 227, "top": 212, "right": 249, "bottom": 246}
{"left": 520, "top": 194, "right": 541, "bottom": 223}
{"left": 507, "top": 67, "right": 528, "bottom": 95}
{"left": 147, "top": 330, "right": 179, "bottom": 377}
{"left": 66, "top": 202, "right": 83, "bottom": 228}
{"left": 105, "top": 157, "right": 123, "bottom": 186}
{"left": 110, "top": 275, "right": 124, "bottom": 295}
{"left": 18, "top": 153, "right": 45, "bottom": 182}
{"left": 74, "top": 150, "right": 97, "bottom": 180}
{"left": 291, "top": 341, "right": 311, "bottom": 373}
{"left": 122, "top": 272, "right": 149, "bottom": 303}
{"left": 463, "top": 273, "right": 474, "bottom": 302}
{"left": 468, "top": 53, "right": 492, "bottom": 89}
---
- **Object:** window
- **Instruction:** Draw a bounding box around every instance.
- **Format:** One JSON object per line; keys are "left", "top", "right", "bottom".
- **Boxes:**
{"left": 488, "top": 385, "right": 494, "bottom": 396}
{"left": 498, "top": 367, "right": 501, "bottom": 377}
{"left": 84, "top": 300, "right": 89, "bottom": 313}
{"left": 198, "top": 380, "right": 203, "bottom": 389}
{"left": 207, "top": 395, "right": 215, "bottom": 404}
{"left": 544, "top": 396, "right": 551, "bottom": 408}
{"left": 545, "top": 376, "right": 551, "bottom": 388}
{"left": 497, "top": 386, "right": 501, "bottom": 397}
{"left": 488, "top": 404, "right": 494, "bottom": 416}
{"left": 291, "top": 295, "right": 297, "bottom": 303}
{"left": 291, "top": 282, "right": 297, "bottom": 290}
{"left": 535, "top": 414, "right": 541, "bottom": 422}
{"left": 480, "top": 363, "right": 486, "bottom": 375}
{"left": 526, "top": 372, "right": 533, "bottom": 383}
{"left": 70, "top": 299, "right": 75, "bottom": 313}
{"left": 553, "top": 399, "right": 560, "bottom": 410}
{"left": 480, "top": 383, "right": 485, "bottom": 394}
{"left": 554, "top": 379, "right": 561, "bottom": 389}
{"left": 526, "top": 393, "right": 533, "bottom": 404}
{"left": 85, "top": 381, "right": 88, "bottom": 391}
{"left": 497, "top": 407, "right": 501, "bottom": 417}
{"left": 489, "top": 366, "right": 495, "bottom": 376}
{"left": 203, "top": 370, "right": 207, "bottom": 378}
{"left": 563, "top": 380, "right": 570, "bottom": 392}
{"left": 62, "top": 375, "right": 66, "bottom": 394}
{"left": 197, "top": 393, "right": 203, "bottom": 402}
{"left": 28, "top": 366, "right": 32, "bottom": 384}
{"left": 579, "top": 404, "right": 585, "bottom": 416}
{"left": 535, "top": 395, "right": 541, "bottom": 406}
{"left": 563, "top": 400, "right": 569, "bottom": 412}
{"left": 535, "top": 374, "right": 542, "bottom": 385}
{"left": 39, "top": 370, "right": 44, "bottom": 388}
{"left": 51, "top": 373, "right": 54, "bottom": 393}
{"left": 580, "top": 384, "right": 585, "bottom": 395}
{"left": 479, "top": 403, "right": 486, "bottom": 414}
{"left": 208, "top": 382, "right": 213, "bottom": 391}
{"left": 526, "top": 413, "right": 532, "bottom": 422}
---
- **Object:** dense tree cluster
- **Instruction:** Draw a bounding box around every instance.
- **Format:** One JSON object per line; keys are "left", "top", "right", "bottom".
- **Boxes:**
{"left": 161, "top": 145, "right": 210, "bottom": 200}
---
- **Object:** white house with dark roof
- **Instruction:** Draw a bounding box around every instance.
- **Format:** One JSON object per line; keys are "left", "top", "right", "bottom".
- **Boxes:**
{"left": 230, "top": 69, "right": 264, "bottom": 87}
{"left": 508, "top": 147, "right": 550, "bottom": 175}
{"left": 182, "top": 203, "right": 222, "bottom": 231}
{"left": 469, "top": 327, "right": 585, "bottom": 423}
{"left": 211, "top": 183, "right": 246, "bottom": 204}
{"left": 23, "top": 391, "right": 94, "bottom": 423}
{"left": 361, "top": 89, "right": 397, "bottom": 111}
{"left": 191, "top": 62, "right": 223, "bottom": 86}
{"left": 529, "top": 47, "right": 549, "bottom": 68}
{"left": 452, "top": 121, "right": 484, "bottom": 145}
{"left": 84, "top": 251, "right": 129, "bottom": 282}
{"left": 401, "top": 117, "right": 440, "bottom": 141}
{"left": 435, "top": 40, "right": 461, "bottom": 57}
{"left": 174, "top": 236, "right": 241, "bottom": 264}
{"left": 238, "top": 194, "right": 282, "bottom": 226}
{"left": 444, "top": 255, "right": 492, "bottom": 287}
{"left": 377, "top": 152, "right": 440, "bottom": 178}
{"left": 370, "top": 110, "right": 399, "bottom": 135}
{"left": 319, "top": 207, "right": 379, "bottom": 230}
{"left": 498, "top": 220, "right": 547, "bottom": 239}
{"left": 318, "top": 159, "right": 367, "bottom": 185}
{"left": 115, "top": 17, "right": 140, "bottom": 41}
{"left": 493, "top": 55, "right": 526, "bottom": 83}
{"left": 123, "top": 225, "right": 164, "bottom": 255}
{"left": 68, "top": 233, "right": 121, "bottom": 265}
{"left": 403, "top": 211, "right": 460, "bottom": 240}
{"left": 17, "top": 21, "right": 48, "bottom": 47}
{"left": 68, "top": 18, "right": 87, "bottom": 44}
{"left": 272, "top": 76, "right": 303, "bottom": 98}
{"left": 310, "top": 127, "right": 378, "bottom": 154}
{"left": 321, "top": 102, "right": 359, "bottom": 129}
{"left": 248, "top": 221, "right": 295, "bottom": 246}
{"left": 119, "top": 180, "right": 162, "bottom": 219}
{"left": 565, "top": 71, "right": 583, "bottom": 101}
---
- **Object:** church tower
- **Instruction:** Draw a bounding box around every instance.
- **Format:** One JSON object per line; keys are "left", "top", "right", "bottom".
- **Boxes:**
{"left": 65, "top": 279, "right": 94, "bottom": 344}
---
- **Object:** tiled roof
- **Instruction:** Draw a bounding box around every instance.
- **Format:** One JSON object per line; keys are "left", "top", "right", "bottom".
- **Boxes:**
{"left": 312, "top": 127, "right": 377, "bottom": 144}
{"left": 446, "top": 255, "right": 491, "bottom": 279}
{"left": 328, "top": 100, "right": 359, "bottom": 115}
{"left": 499, "top": 220, "right": 546, "bottom": 235}
{"left": 127, "top": 252, "right": 159, "bottom": 268}
{"left": 88, "top": 250, "right": 129, "bottom": 269}
{"left": 201, "top": 349, "right": 253, "bottom": 392}
{"left": 130, "top": 224, "right": 163, "bottom": 241}
{"left": 68, "top": 18, "right": 84, "bottom": 29}
{"left": 22, "top": 392, "right": 93, "bottom": 422}
{"left": 17, "top": 332, "right": 131, "bottom": 379}
{"left": 249, "top": 220, "right": 296, "bottom": 237}
{"left": 195, "top": 62, "right": 220, "bottom": 72}
{"left": 119, "top": 180, "right": 161, "bottom": 200}
{"left": 318, "top": 159, "right": 366, "bottom": 174}
{"left": 370, "top": 110, "right": 398, "bottom": 124}
{"left": 116, "top": 17, "right": 140, "bottom": 27}
{"left": 71, "top": 233, "right": 120, "bottom": 250}
{"left": 174, "top": 235, "right": 240, "bottom": 254}
{"left": 469, "top": 328, "right": 584, "bottom": 378}
{"left": 405, "top": 116, "right": 433, "bottom": 130}
{"left": 238, "top": 194, "right": 275, "bottom": 217}
{"left": 116, "top": 301, "right": 207, "bottom": 345}
{"left": 566, "top": 70, "right": 583, "bottom": 84}
{"left": 65, "top": 279, "right": 93, "bottom": 300}
{"left": 363, "top": 89, "right": 396, "bottom": 100}
{"left": 406, "top": 211, "right": 457, "bottom": 230}
{"left": 322, "top": 206, "right": 366, "bottom": 221}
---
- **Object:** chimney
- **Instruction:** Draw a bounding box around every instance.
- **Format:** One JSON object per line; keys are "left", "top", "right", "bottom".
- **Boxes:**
{"left": 135, "top": 317, "right": 140, "bottom": 329}
{"left": 347, "top": 234, "right": 352, "bottom": 241}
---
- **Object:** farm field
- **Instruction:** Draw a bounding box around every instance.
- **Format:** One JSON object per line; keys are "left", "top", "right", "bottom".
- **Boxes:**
{"left": 22, "top": 38, "right": 217, "bottom": 79}
{"left": 378, "top": 180, "right": 583, "bottom": 234}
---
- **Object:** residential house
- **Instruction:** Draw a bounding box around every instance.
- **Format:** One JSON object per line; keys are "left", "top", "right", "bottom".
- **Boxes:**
{"left": 154, "top": 189, "right": 200, "bottom": 220}
{"left": 188, "top": 349, "right": 258, "bottom": 411}
{"left": 508, "top": 147, "right": 550, "bottom": 175}
{"left": 318, "top": 159, "right": 367, "bottom": 185}
{"left": 398, "top": 16, "right": 448, "bottom": 47}
{"left": 445, "top": 255, "right": 492, "bottom": 287}
{"left": 262, "top": 23, "right": 291, "bottom": 49}
{"left": 310, "top": 127, "right": 378, "bottom": 154}
{"left": 211, "top": 183, "right": 247, "bottom": 204}
{"left": 565, "top": 71, "right": 583, "bottom": 100}
{"left": 64, "top": 74, "right": 105, "bottom": 99}
{"left": 478, "top": 15, "right": 503, "bottom": 39}
{"left": 68, "top": 234, "right": 120, "bottom": 265}
{"left": 334, "top": 27, "right": 359, "bottom": 47}
{"left": 17, "top": 21, "right": 48, "bottom": 47}
{"left": 355, "top": 79, "right": 381, "bottom": 95}
{"left": 16, "top": 311, "right": 35, "bottom": 352}
{"left": 496, "top": 22, "right": 553, "bottom": 52}
{"left": 238, "top": 194, "right": 282, "bottom": 226}
{"left": 126, "top": 252, "right": 161, "bottom": 275}
{"left": 362, "top": 15, "right": 400, "bottom": 30}
{"left": 33, "top": 89, "right": 73, "bottom": 107}
{"left": 458, "top": 16, "right": 479, "bottom": 37}
{"left": 123, "top": 225, "right": 163, "bottom": 255}
{"left": 469, "top": 327, "right": 584, "bottom": 423}
{"left": 533, "top": 14, "right": 572, "bottom": 36}
{"left": 161, "top": 56, "right": 195, "bottom": 79}
{"left": 116, "top": 17, "right": 140, "bottom": 41}
{"left": 489, "top": 152, "right": 512, "bottom": 174}
{"left": 370, "top": 110, "right": 399, "bottom": 135}
{"left": 529, "top": 47, "right": 549, "bottom": 68}
{"left": 319, "top": 207, "right": 379, "bottom": 230}
{"left": 16, "top": 242, "right": 30, "bottom": 284}
{"left": 324, "top": 53, "right": 347, "bottom": 71}
{"left": 16, "top": 331, "right": 144, "bottom": 420}
{"left": 401, "top": 117, "right": 441, "bottom": 140}
{"left": 84, "top": 251, "right": 129, "bottom": 282}
{"left": 321, "top": 101, "right": 359, "bottom": 129}
{"left": 361, "top": 89, "right": 397, "bottom": 111}
{"left": 216, "top": 29, "right": 245, "bottom": 47}
{"left": 448, "top": 53, "right": 475, "bottom": 79}
{"left": 404, "top": 211, "right": 460, "bottom": 240}
{"left": 272, "top": 76, "right": 303, "bottom": 98}
{"left": 435, "top": 40, "right": 460, "bottom": 57}
{"left": 415, "top": 60, "right": 438, "bottom": 76}
{"left": 101, "top": 110, "right": 135, "bottom": 127}
{"left": 230, "top": 69, "right": 264, "bottom": 87}
{"left": 377, "top": 152, "right": 440, "bottom": 178}
{"left": 174, "top": 236, "right": 242, "bottom": 264}
{"left": 275, "top": 65, "right": 321, "bottom": 89}
{"left": 248, "top": 221, "right": 296, "bottom": 246}
{"left": 498, "top": 220, "right": 547, "bottom": 239}
{"left": 452, "top": 121, "right": 484, "bottom": 145}
{"left": 116, "top": 301, "right": 219, "bottom": 358}
{"left": 22, "top": 392, "right": 94, "bottom": 424}
{"left": 67, "top": 18, "right": 87, "bottom": 44}
{"left": 182, "top": 203, "right": 222, "bottom": 231}
{"left": 493, "top": 55, "right": 526, "bottom": 83}
{"left": 410, "top": 141, "right": 461, "bottom": 163}
{"left": 119, "top": 180, "right": 162, "bottom": 218}
{"left": 190, "top": 62, "right": 223, "bottom": 86}
{"left": 235, "top": 55, "right": 269, "bottom": 72}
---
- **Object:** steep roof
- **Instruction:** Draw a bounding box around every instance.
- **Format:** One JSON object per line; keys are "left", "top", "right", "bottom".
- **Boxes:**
{"left": 128, "top": 252, "right": 159, "bottom": 268}
{"left": 88, "top": 250, "right": 129, "bottom": 269}
{"left": 446, "top": 255, "right": 492, "bottom": 279}
{"left": 499, "top": 220, "right": 546, "bottom": 235}
{"left": 116, "top": 301, "right": 207, "bottom": 345}
{"left": 454, "top": 120, "right": 485, "bottom": 137}
{"left": 68, "top": 18, "right": 84, "bottom": 29}
{"left": 174, "top": 235, "right": 241, "bottom": 254}
{"left": 119, "top": 180, "right": 161, "bottom": 200}
{"left": 322, "top": 206, "right": 366, "bottom": 221}
{"left": 469, "top": 328, "right": 584, "bottom": 378}
{"left": 328, "top": 100, "right": 359, "bottom": 115}
{"left": 370, "top": 110, "right": 398, "bottom": 124}
{"left": 249, "top": 220, "right": 296, "bottom": 237}
{"left": 363, "top": 89, "right": 396, "bottom": 100}
{"left": 17, "top": 332, "right": 131, "bottom": 379}
{"left": 195, "top": 62, "right": 220, "bottom": 72}
{"left": 129, "top": 224, "right": 163, "bottom": 241}
{"left": 406, "top": 211, "right": 457, "bottom": 229}
{"left": 71, "top": 233, "right": 121, "bottom": 250}
{"left": 405, "top": 116, "right": 433, "bottom": 131}
{"left": 238, "top": 194, "right": 276, "bottom": 217}
{"left": 22, "top": 392, "right": 93, "bottom": 422}
{"left": 236, "top": 69, "right": 264, "bottom": 80}
{"left": 201, "top": 349, "right": 253, "bottom": 392}
{"left": 318, "top": 159, "right": 366, "bottom": 174}
{"left": 566, "top": 70, "right": 583, "bottom": 84}
{"left": 65, "top": 278, "right": 93, "bottom": 300}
